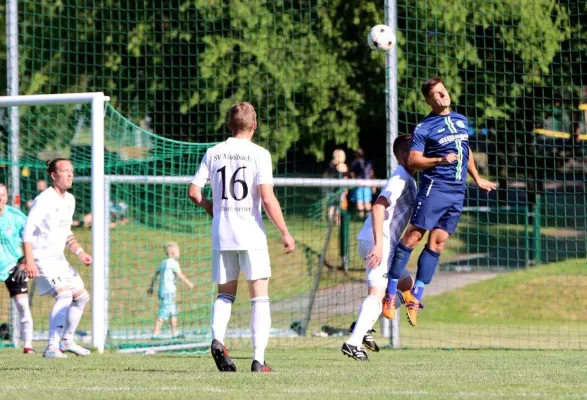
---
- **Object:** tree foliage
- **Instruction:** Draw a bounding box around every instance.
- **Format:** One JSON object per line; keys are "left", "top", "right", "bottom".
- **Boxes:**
{"left": 0, "top": 0, "right": 583, "bottom": 170}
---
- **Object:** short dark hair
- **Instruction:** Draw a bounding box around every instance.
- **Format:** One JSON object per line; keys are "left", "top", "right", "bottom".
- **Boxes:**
{"left": 393, "top": 135, "right": 412, "bottom": 158}
{"left": 46, "top": 158, "right": 71, "bottom": 176}
{"left": 421, "top": 77, "right": 443, "bottom": 97}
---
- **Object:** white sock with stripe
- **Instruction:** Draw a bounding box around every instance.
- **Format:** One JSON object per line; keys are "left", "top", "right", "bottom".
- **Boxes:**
{"left": 212, "top": 293, "right": 235, "bottom": 345}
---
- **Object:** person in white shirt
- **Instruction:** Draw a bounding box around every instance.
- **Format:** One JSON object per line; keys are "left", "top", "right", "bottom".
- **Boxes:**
{"left": 23, "top": 158, "right": 93, "bottom": 358}
{"left": 189, "top": 102, "right": 295, "bottom": 373}
{"left": 341, "top": 136, "right": 418, "bottom": 361}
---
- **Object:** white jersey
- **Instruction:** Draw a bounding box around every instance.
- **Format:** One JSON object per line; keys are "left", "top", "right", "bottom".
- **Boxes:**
{"left": 191, "top": 137, "right": 273, "bottom": 251}
{"left": 22, "top": 187, "right": 75, "bottom": 261}
{"left": 357, "top": 165, "right": 417, "bottom": 251}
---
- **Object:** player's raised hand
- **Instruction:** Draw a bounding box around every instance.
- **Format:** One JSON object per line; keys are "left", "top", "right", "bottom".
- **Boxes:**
{"left": 366, "top": 244, "right": 383, "bottom": 268}
{"left": 25, "top": 261, "right": 39, "bottom": 278}
{"left": 440, "top": 153, "right": 459, "bottom": 165}
{"left": 282, "top": 232, "right": 295, "bottom": 254}
{"left": 79, "top": 251, "right": 93, "bottom": 266}
{"left": 476, "top": 178, "right": 497, "bottom": 193}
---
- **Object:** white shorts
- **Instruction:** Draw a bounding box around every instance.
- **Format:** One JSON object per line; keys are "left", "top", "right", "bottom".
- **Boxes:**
{"left": 35, "top": 257, "right": 85, "bottom": 296}
{"left": 358, "top": 240, "right": 411, "bottom": 288}
{"left": 212, "top": 250, "right": 271, "bottom": 284}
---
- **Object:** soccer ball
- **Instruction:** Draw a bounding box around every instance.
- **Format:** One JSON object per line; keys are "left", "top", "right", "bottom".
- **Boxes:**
{"left": 367, "top": 25, "right": 396, "bottom": 52}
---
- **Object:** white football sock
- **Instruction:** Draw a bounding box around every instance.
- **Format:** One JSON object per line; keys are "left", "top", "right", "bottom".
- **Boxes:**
{"left": 251, "top": 296, "right": 271, "bottom": 364}
{"left": 48, "top": 292, "right": 73, "bottom": 348}
{"left": 347, "top": 295, "right": 382, "bottom": 347}
{"left": 212, "top": 293, "right": 235, "bottom": 345}
{"left": 62, "top": 291, "right": 90, "bottom": 343}
{"left": 14, "top": 296, "right": 33, "bottom": 348}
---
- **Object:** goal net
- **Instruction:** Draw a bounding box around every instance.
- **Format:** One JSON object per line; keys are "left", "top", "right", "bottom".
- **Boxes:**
{"left": 1, "top": 97, "right": 586, "bottom": 354}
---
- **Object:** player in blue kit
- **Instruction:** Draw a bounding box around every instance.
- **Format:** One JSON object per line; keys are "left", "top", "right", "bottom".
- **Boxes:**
{"left": 382, "top": 77, "right": 496, "bottom": 326}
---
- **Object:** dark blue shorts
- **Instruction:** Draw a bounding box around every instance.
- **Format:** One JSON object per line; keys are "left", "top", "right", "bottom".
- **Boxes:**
{"left": 410, "top": 181, "right": 465, "bottom": 234}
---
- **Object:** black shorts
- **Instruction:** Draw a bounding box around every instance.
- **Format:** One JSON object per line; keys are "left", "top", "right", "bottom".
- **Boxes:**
{"left": 4, "top": 265, "right": 28, "bottom": 298}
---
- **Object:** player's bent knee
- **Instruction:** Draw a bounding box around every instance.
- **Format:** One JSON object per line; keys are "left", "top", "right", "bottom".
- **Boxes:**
{"left": 402, "top": 225, "right": 425, "bottom": 248}
{"left": 74, "top": 291, "right": 90, "bottom": 306}
{"left": 367, "top": 285, "right": 386, "bottom": 301}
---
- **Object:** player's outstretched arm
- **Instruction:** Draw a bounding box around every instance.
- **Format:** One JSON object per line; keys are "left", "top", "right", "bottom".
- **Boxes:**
{"left": 467, "top": 149, "right": 497, "bottom": 193}
{"left": 188, "top": 184, "right": 213, "bottom": 217}
{"left": 408, "top": 150, "right": 458, "bottom": 171}
{"left": 259, "top": 184, "right": 295, "bottom": 253}
{"left": 366, "top": 196, "right": 390, "bottom": 268}
{"left": 66, "top": 233, "right": 92, "bottom": 266}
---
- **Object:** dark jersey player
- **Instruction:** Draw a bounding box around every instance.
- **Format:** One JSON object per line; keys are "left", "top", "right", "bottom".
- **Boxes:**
{"left": 382, "top": 77, "right": 496, "bottom": 326}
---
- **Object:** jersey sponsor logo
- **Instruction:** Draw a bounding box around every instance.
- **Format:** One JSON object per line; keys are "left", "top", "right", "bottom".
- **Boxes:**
{"left": 212, "top": 153, "right": 252, "bottom": 162}
{"left": 438, "top": 133, "right": 468, "bottom": 145}
{"left": 220, "top": 206, "right": 253, "bottom": 212}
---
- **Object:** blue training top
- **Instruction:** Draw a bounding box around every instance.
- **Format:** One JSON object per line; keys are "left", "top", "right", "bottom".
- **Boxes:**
{"left": 411, "top": 111, "right": 470, "bottom": 188}
{"left": 0, "top": 205, "right": 26, "bottom": 281}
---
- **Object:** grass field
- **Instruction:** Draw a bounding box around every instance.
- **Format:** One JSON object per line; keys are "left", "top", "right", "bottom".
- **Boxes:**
{"left": 1, "top": 348, "right": 586, "bottom": 399}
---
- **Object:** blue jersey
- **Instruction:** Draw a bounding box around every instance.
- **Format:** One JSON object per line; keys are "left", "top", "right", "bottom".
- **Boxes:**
{"left": 0, "top": 206, "right": 27, "bottom": 281}
{"left": 411, "top": 111, "right": 470, "bottom": 188}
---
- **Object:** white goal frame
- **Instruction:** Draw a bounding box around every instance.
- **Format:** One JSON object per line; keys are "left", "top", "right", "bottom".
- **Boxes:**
{"left": 0, "top": 93, "right": 109, "bottom": 353}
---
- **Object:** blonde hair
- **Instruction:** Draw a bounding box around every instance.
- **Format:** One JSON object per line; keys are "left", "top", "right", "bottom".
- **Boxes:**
{"left": 228, "top": 102, "right": 257, "bottom": 132}
{"left": 163, "top": 242, "right": 179, "bottom": 256}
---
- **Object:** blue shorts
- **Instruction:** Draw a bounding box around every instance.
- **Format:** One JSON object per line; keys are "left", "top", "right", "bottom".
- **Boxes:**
{"left": 158, "top": 294, "right": 178, "bottom": 320}
{"left": 351, "top": 186, "right": 373, "bottom": 203}
{"left": 410, "top": 181, "right": 465, "bottom": 234}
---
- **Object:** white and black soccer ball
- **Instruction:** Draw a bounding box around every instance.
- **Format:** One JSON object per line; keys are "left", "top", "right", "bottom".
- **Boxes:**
{"left": 367, "top": 24, "right": 396, "bottom": 52}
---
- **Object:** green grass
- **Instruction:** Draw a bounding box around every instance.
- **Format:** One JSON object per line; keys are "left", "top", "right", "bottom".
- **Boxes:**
{"left": 1, "top": 349, "right": 586, "bottom": 399}
{"left": 426, "top": 258, "right": 587, "bottom": 324}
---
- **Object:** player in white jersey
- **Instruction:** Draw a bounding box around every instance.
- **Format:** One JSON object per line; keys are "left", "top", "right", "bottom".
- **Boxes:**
{"left": 22, "top": 159, "right": 93, "bottom": 358}
{"left": 189, "top": 102, "right": 295, "bottom": 373}
{"left": 342, "top": 136, "right": 418, "bottom": 361}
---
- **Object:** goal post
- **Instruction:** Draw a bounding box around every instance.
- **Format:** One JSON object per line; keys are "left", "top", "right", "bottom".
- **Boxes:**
{"left": 0, "top": 92, "right": 109, "bottom": 353}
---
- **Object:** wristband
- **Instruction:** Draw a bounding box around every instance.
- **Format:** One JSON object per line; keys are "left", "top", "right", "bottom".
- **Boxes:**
{"left": 75, "top": 248, "right": 85, "bottom": 256}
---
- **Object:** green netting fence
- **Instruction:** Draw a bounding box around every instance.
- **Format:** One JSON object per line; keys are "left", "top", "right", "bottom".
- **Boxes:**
{"left": 1, "top": 0, "right": 586, "bottom": 351}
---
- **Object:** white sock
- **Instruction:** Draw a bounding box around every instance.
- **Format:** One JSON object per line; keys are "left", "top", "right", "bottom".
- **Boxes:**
{"left": 14, "top": 296, "right": 33, "bottom": 348}
{"left": 48, "top": 292, "right": 73, "bottom": 348}
{"left": 251, "top": 296, "right": 271, "bottom": 364}
{"left": 347, "top": 295, "right": 382, "bottom": 347}
{"left": 212, "top": 293, "right": 235, "bottom": 345}
{"left": 62, "top": 291, "right": 90, "bottom": 343}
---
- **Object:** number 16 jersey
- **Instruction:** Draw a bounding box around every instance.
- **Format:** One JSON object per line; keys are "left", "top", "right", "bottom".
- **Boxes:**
{"left": 191, "top": 137, "right": 274, "bottom": 251}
